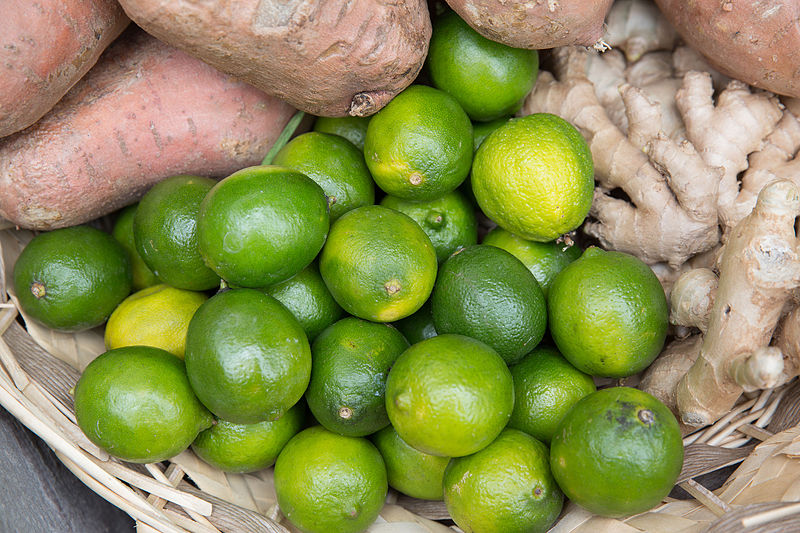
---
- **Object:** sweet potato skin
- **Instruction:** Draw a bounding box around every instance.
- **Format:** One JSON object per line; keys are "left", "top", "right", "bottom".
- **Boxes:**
{"left": 444, "top": 0, "right": 614, "bottom": 49}
{"left": 655, "top": 0, "right": 800, "bottom": 97}
{"left": 0, "top": 0, "right": 129, "bottom": 138}
{"left": 0, "top": 29, "right": 296, "bottom": 230}
{"left": 116, "top": 0, "right": 431, "bottom": 117}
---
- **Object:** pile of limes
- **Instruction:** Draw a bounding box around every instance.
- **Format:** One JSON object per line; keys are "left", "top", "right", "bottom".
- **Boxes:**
{"left": 11, "top": 10, "right": 684, "bottom": 533}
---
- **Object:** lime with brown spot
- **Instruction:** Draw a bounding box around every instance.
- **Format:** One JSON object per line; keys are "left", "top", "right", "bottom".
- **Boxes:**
{"left": 371, "top": 425, "right": 449, "bottom": 500}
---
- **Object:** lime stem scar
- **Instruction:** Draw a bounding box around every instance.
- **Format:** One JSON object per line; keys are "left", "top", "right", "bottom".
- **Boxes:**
{"left": 30, "top": 282, "right": 46, "bottom": 299}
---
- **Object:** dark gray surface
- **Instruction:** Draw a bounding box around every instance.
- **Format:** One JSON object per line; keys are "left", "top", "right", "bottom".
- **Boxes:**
{"left": 0, "top": 406, "right": 134, "bottom": 533}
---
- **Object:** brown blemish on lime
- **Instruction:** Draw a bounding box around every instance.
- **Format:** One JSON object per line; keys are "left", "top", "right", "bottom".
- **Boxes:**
{"left": 328, "top": 195, "right": 337, "bottom": 207}
{"left": 638, "top": 408, "right": 655, "bottom": 425}
{"left": 338, "top": 406, "right": 353, "bottom": 419}
{"left": 409, "top": 172, "right": 423, "bottom": 185}
{"left": 30, "top": 282, "right": 46, "bottom": 299}
{"left": 384, "top": 279, "right": 401, "bottom": 295}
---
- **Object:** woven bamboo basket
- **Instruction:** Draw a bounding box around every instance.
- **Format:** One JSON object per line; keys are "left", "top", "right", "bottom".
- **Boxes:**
{"left": 4, "top": 222, "right": 800, "bottom": 533}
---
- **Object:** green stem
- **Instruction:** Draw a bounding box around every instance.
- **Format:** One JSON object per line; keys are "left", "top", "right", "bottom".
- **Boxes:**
{"left": 261, "top": 111, "right": 306, "bottom": 165}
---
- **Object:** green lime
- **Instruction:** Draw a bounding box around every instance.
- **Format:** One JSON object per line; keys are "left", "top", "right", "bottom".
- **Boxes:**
{"left": 431, "top": 245, "right": 546, "bottom": 365}
{"left": 74, "top": 346, "right": 213, "bottom": 463}
{"left": 274, "top": 426, "right": 387, "bottom": 533}
{"left": 104, "top": 284, "right": 208, "bottom": 359}
{"left": 385, "top": 334, "right": 513, "bottom": 457}
{"left": 364, "top": 85, "right": 473, "bottom": 201}
{"left": 428, "top": 11, "right": 539, "bottom": 121}
{"left": 111, "top": 204, "right": 159, "bottom": 290}
{"left": 13, "top": 226, "right": 132, "bottom": 331}
{"left": 319, "top": 205, "right": 437, "bottom": 322}
{"left": 548, "top": 247, "right": 669, "bottom": 378}
{"left": 197, "top": 165, "right": 330, "bottom": 288}
{"left": 191, "top": 402, "right": 305, "bottom": 473}
{"left": 371, "top": 425, "right": 449, "bottom": 500}
{"left": 133, "top": 175, "right": 220, "bottom": 291}
{"left": 263, "top": 263, "right": 344, "bottom": 341}
{"left": 472, "top": 113, "right": 594, "bottom": 242}
{"left": 313, "top": 115, "right": 371, "bottom": 151}
{"left": 306, "top": 318, "right": 409, "bottom": 437}
{"left": 184, "top": 289, "right": 311, "bottom": 424}
{"left": 473, "top": 117, "right": 511, "bottom": 152}
{"left": 483, "top": 227, "right": 581, "bottom": 297}
{"left": 393, "top": 300, "right": 437, "bottom": 345}
{"left": 380, "top": 190, "right": 477, "bottom": 263}
{"left": 271, "top": 132, "right": 375, "bottom": 221}
{"left": 507, "top": 347, "right": 596, "bottom": 443}
{"left": 444, "top": 429, "right": 563, "bottom": 533}
{"left": 550, "top": 387, "right": 684, "bottom": 517}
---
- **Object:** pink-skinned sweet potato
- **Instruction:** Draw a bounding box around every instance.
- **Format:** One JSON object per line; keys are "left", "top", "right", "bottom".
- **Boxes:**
{"left": 0, "top": 28, "right": 295, "bottom": 231}
{"left": 0, "top": 0, "right": 129, "bottom": 138}
{"left": 654, "top": 0, "right": 800, "bottom": 97}
{"left": 115, "top": 0, "right": 431, "bottom": 117}
{"left": 444, "top": 0, "right": 614, "bottom": 49}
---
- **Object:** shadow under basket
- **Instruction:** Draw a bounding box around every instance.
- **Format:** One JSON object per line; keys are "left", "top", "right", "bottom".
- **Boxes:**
{"left": 3, "top": 226, "right": 800, "bottom": 533}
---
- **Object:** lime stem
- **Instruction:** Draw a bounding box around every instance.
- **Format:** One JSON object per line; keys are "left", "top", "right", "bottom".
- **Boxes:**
{"left": 261, "top": 111, "right": 306, "bottom": 165}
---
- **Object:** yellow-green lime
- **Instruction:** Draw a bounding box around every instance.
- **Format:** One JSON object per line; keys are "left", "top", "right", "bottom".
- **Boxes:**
{"left": 548, "top": 247, "right": 668, "bottom": 378}
{"left": 74, "top": 346, "right": 213, "bottom": 463}
{"left": 431, "top": 244, "right": 546, "bottom": 365}
{"left": 271, "top": 131, "right": 375, "bottom": 220}
{"left": 380, "top": 190, "right": 477, "bottom": 263}
{"left": 111, "top": 204, "right": 158, "bottom": 290}
{"left": 197, "top": 165, "right": 329, "bottom": 288}
{"left": 104, "top": 284, "right": 208, "bottom": 359}
{"left": 444, "top": 429, "right": 563, "bottom": 533}
{"left": 13, "top": 226, "right": 132, "bottom": 332}
{"left": 184, "top": 289, "right": 311, "bottom": 424}
{"left": 428, "top": 10, "right": 539, "bottom": 121}
{"left": 483, "top": 226, "right": 581, "bottom": 297}
{"left": 371, "top": 425, "right": 449, "bottom": 500}
{"left": 263, "top": 263, "right": 344, "bottom": 341}
{"left": 507, "top": 347, "right": 596, "bottom": 443}
{"left": 364, "top": 84, "right": 473, "bottom": 201}
{"left": 313, "top": 115, "right": 371, "bottom": 151}
{"left": 393, "top": 300, "right": 437, "bottom": 345}
{"left": 274, "top": 426, "right": 387, "bottom": 533}
{"left": 550, "top": 387, "right": 684, "bottom": 517}
{"left": 133, "top": 175, "right": 220, "bottom": 291}
{"left": 319, "top": 205, "right": 437, "bottom": 322}
{"left": 385, "top": 334, "right": 513, "bottom": 457}
{"left": 191, "top": 402, "right": 305, "bottom": 473}
{"left": 472, "top": 113, "right": 594, "bottom": 242}
{"left": 306, "top": 318, "right": 409, "bottom": 437}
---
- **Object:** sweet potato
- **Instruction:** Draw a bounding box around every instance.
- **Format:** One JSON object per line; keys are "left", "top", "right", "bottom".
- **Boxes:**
{"left": 0, "top": 0, "right": 129, "bottom": 138}
{"left": 654, "top": 0, "right": 800, "bottom": 97}
{"left": 0, "top": 28, "right": 295, "bottom": 231}
{"left": 116, "top": 0, "right": 431, "bottom": 117}
{"left": 444, "top": 0, "right": 614, "bottom": 49}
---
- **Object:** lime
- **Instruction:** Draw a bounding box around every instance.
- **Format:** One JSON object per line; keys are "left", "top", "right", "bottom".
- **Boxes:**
{"left": 74, "top": 346, "right": 213, "bottom": 463}
{"left": 472, "top": 113, "right": 594, "bottom": 242}
{"left": 444, "top": 429, "right": 563, "bottom": 533}
{"left": 192, "top": 403, "right": 305, "bottom": 473}
{"left": 428, "top": 10, "right": 539, "bottom": 121}
{"left": 313, "top": 115, "right": 371, "bottom": 151}
{"left": 274, "top": 426, "right": 387, "bottom": 533}
{"left": 104, "top": 284, "right": 208, "bottom": 359}
{"left": 111, "top": 204, "right": 159, "bottom": 290}
{"left": 13, "top": 226, "right": 132, "bottom": 331}
{"left": 483, "top": 226, "right": 581, "bottom": 297}
{"left": 380, "top": 190, "right": 477, "bottom": 263}
{"left": 385, "top": 334, "right": 514, "bottom": 457}
{"left": 133, "top": 175, "right": 220, "bottom": 291}
{"left": 473, "top": 117, "right": 511, "bottom": 152}
{"left": 507, "top": 347, "right": 596, "bottom": 443}
{"left": 431, "top": 245, "right": 546, "bottom": 365}
{"left": 319, "top": 205, "right": 437, "bottom": 322}
{"left": 184, "top": 289, "right": 311, "bottom": 424}
{"left": 197, "top": 165, "right": 329, "bottom": 288}
{"left": 271, "top": 132, "right": 375, "bottom": 221}
{"left": 371, "top": 425, "right": 449, "bottom": 500}
{"left": 364, "top": 85, "right": 473, "bottom": 201}
{"left": 550, "top": 387, "right": 684, "bottom": 517}
{"left": 393, "top": 300, "right": 437, "bottom": 345}
{"left": 548, "top": 247, "right": 669, "bottom": 378}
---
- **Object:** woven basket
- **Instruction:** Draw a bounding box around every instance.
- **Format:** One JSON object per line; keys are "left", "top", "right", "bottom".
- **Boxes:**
{"left": 3, "top": 226, "right": 800, "bottom": 533}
